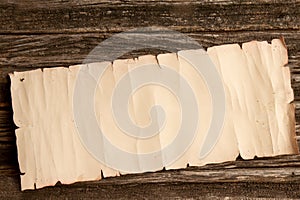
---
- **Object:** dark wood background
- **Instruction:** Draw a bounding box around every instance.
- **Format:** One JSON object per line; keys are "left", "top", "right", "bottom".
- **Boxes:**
{"left": 0, "top": 0, "right": 300, "bottom": 199}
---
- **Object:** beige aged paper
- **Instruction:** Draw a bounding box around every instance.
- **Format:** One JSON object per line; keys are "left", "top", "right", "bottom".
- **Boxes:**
{"left": 10, "top": 39, "right": 298, "bottom": 190}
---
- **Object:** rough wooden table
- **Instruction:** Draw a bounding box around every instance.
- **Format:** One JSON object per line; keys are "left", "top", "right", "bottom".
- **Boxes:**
{"left": 0, "top": 0, "right": 300, "bottom": 199}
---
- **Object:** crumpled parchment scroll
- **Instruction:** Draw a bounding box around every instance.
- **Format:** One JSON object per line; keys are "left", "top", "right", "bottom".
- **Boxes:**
{"left": 10, "top": 39, "right": 298, "bottom": 190}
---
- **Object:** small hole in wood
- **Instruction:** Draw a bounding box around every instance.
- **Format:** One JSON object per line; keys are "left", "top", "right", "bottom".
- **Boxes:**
{"left": 292, "top": 172, "right": 295, "bottom": 176}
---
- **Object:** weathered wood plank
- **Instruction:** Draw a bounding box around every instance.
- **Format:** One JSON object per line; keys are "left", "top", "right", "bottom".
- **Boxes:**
{"left": 0, "top": 31, "right": 299, "bottom": 81}
{"left": 1, "top": 175, "right": 300, "bottom": 199}
{"left": 0, "top": 0, "right": 299, "bottom": 34}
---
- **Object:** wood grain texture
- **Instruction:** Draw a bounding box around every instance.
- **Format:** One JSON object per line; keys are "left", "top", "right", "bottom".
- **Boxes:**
{"left": 0, "top": 31, "right": 299, "bottom": 70}
{"left": 0, "top": 0, "right": 299, "bottom": 34}
{"left": 0, "top": 0, "right": 300, "bottom": 198}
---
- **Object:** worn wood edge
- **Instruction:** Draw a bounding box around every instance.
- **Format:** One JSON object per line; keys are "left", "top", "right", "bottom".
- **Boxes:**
{"left": 2, "top": 0, "right": 298, "bottom": 7}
